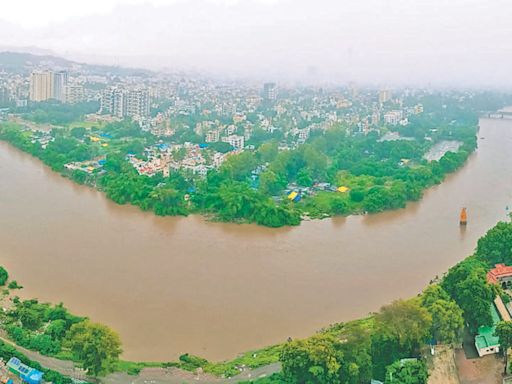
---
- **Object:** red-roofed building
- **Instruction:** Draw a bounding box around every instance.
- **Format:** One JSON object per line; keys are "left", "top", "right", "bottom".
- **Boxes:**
{"left": 487, "top": 264, "right": 512, "bottom": 288}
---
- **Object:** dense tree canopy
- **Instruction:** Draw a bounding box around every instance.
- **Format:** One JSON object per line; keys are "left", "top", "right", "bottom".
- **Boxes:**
{"left": 64, "top": 320, "right": 122, "bottom": 376}
{"left": 441, "top": 258, "right": 496, "bottom": 332}
{"left": 420, "top": 285, "right": 464, "bottom": 344}
{"left": 384, "top": 359, "right": 428, "bottom": 384}
{"left": 476, "top": 221, "right": 512, "bottom": 266}
{"left": 281, "top": 334, "right": 343, "bottom": 384}
{"left": 495, "top": 321, "right": 512, "bottom": 374}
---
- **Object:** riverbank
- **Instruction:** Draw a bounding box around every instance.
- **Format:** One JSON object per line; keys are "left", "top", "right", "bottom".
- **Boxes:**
{"left": 0, "top": 109, "right": 478, "bottom": 228}
{"left": 0, "top": 278, "right": 281, "bottom": 381}
{"left": 0, "top": 117, "right": 511, "bottom": 363}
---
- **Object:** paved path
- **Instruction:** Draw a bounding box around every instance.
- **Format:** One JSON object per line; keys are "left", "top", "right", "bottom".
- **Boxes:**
{"left": 0, "top": 332, "right": 77, "bottom": 376}
{"left": 101, "top": 363, "right": 282, "bottom": 384}
{"left": 0, "top": 332, "right": 281, "bottom": 384}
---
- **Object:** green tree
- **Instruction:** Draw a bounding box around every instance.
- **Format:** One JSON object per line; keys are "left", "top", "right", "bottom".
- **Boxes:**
{"left": 45, "top": 319, "right": 68, "bottom": 340}
{"left": 64, "top": 321, "right": 122, "bottom": 376}
{"left": 148, "top": 187, "right": 187, "bottom": 216}
{"left": 448, "top": 271, "right": 495, "bottom": 331}
{"left": 0, "top": 267, "right": 8, "bottom": 285}
{"left": 442, "top": 258, "right": 496, "bottom": 332}
{"left": 349, "top": 189, "right": 365, "bottom": 203}
{"left": 375, "top": 300, "right": 432, "bottom": 352}
{"left": 18, "top": 307, "right": 43, "bottom": 331}
{"left": 425, "top": 300, "right": 463, "bottom": 344}
{"left": 384, "top": 359, "right": 428, "bottom": 384}
{"left": 297, "top": 168, "right": 313, "bottom": 187}
{"left": 495, "top": 321, "right": 512, "bottom": 374}
{"left": 259, "top": 170, "right": 286, "bottom": 195}
{"left": 476, "top": 221, "right": 512, "bottom": 266}
{"left": 421, "top": 285, "right": 464, "bottom": 344}
{"left": 257, "top": 141, "right": 279, "bottom": 162}
{"left": 421, "top": 285, "right": 450, "bottom": 308}
{"left": 280, "top": 334, "right": 342, "bottom": 384}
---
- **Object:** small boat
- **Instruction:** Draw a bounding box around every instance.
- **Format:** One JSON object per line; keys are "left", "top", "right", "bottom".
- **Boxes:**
{"left": 460, "top": 208, "right": 467, "bottom": 226}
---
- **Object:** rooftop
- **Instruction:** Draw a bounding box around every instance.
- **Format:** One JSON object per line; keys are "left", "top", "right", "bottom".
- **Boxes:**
{"left": 487, "top": 263, "right": 512, "bottom": 284}
{"left": 475, "top": 304, "right": 501, "bottom": 350}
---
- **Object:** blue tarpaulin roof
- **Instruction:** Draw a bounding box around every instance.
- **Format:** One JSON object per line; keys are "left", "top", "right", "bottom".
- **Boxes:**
{"left": 7, "top": 357, "right": 43, "bottom": 384}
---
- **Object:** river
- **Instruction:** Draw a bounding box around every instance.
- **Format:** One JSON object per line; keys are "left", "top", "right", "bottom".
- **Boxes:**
{"left": 0, "top": 117, "right": 511, "bottom": 362}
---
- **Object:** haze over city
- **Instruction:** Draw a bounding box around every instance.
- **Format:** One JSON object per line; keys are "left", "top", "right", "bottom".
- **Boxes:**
{"left": 1, "top": 0, "right": 512, "bottom": 87}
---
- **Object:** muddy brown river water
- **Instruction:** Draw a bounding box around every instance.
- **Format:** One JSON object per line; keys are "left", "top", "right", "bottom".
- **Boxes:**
{"left": 0, "top": 117, "right": 511, "bottom": 361}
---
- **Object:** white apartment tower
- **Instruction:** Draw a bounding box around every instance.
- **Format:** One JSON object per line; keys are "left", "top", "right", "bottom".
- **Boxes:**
{"left": 263, "top": 83, "right": 277, "bottom": 101}
{"left": 63, "top": 85, "right": 85, "bottom": 104}
{"left": 100, "top": 87, "right": 150, "bottom": 120}
{"left": 53, "top": 71, "right": 69, "bottom": 101}
{"left": 126, "top": 89, "right": 151, "bottom": 119}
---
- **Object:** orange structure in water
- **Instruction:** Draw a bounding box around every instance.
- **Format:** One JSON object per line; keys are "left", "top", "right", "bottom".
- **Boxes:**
{"left": 460, "top": 207, "right": 467, "bottom": 225}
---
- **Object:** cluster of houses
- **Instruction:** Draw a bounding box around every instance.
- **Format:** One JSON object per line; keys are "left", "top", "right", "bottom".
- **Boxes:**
{"left": 64, "top": 157, "right": 106, "bottom": 174}
{"left": 127, "top": 142, "right": 232, "bottom": 177}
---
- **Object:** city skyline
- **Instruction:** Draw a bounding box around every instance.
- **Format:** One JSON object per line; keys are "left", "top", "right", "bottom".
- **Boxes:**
{"left": 1, "top": 0, "right": 512, "bottom": 88}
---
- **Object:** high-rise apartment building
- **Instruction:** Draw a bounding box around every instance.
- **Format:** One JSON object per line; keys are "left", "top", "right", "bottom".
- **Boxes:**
{"left": 63, "top": 85, "right": 84, "bottom": 104}
{"left": 53, "top": 71, "right": 69, "bottom": 101}
{"left": 126, "top": 89, "right": 151, "bottom": 119}
{"left": 29, "top": 70, "right": 70, "bottom": 102}
{"left": 263, "top": 82, "right": 277, "bottom": 101}
{"left": 29, "top": 71, "right": 54, "bottom": 102}
{"left": 100, "top": 87, "right": 150, "bottom": 120}
{"left": 112, "top": 89, "right": 126, "bottom": 119}
{"left": 378, "top": 89, "right": 392, "bottom": 104}
{"left": 0, "top": 87, "right": 11, "bottom": 106}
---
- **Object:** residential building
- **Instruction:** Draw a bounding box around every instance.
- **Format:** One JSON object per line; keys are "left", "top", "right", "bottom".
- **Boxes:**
{"left": 263, "top": 82, "right": 277, "bottom": 101}
{"left": 379, "top": 89, "right": 392, "bottom": 104}
{"left": 100, "top": 87, "right": 150, "bottom": 119}
{"left": 384, "top": 110, "right": 403, "bottom": 125}
{"left": 222, "top": 134, "right": 245, "bottom": 149}
{"left": 475, "top": 303, "right": 501, "bottom": 357}
{"left": 205, "top": 130, "right": 220, "bottom": 143}
{"left": 63, "top": 85, "right": 84, "bottom": 104}
{"left": 53, "top": 71, "right": 69, "bottom": 101}
{"left": 29, "top": 71, "right": 53, "bottom": 101}
{"left": 0, "top": 86, "right": 10, "bottom": 105}
{"left": 126, "top": 88, "right": 151, "bottom": 119}
{"left": 487, "top": 263, "right": 512, "bottom": 288}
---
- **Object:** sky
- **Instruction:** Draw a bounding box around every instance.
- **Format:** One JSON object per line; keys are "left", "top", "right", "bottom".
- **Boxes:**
{"left": 1, "top": 0, "right": 512, "bottom": 87}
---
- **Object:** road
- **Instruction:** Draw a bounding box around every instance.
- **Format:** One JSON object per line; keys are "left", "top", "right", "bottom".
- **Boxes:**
{"left": 0, "top": 332, "right": 280, "bottom": 384}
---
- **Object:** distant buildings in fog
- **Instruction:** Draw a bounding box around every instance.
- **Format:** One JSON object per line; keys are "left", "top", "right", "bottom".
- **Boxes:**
{"left": 29, "top": 70, "right": 84, "bottom": 104}
{"left": 378, "top": 89, "right": 392, "bottom": 104}
{"left": 263, "top": 82, "right": 277, "bottom": 101}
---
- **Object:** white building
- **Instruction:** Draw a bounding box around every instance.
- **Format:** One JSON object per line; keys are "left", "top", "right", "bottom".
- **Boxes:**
{"left": 263, "top": 83, "right": 277, "bottom": 101}
{"left": 384, "top": 110, "right": 403, "bottom": 126}
{"left": 205, "top": 130, "right": 220, "bottom": 143}
{"left": 100, "top": 87, "right": 150, "bottom": 119}
{"left": 126, "top": 89, "right": 151, "bottom": 119}
{"left": 222, "top": 134, "right": 245, "bottom": 149}
{"left": 63, "top": 85, "right": 84, "bottom": 104}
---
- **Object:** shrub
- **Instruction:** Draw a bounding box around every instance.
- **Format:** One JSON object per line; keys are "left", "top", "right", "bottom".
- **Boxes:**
{"left": 0, "top": 267, "right": 8, "bottom": 286}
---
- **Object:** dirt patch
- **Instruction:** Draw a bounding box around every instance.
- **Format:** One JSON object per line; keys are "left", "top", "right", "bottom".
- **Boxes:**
{"left": 427, "top": 345, "right": 460, "bottom": 384}
{"left": 455, "top": 348, "right": 503, "bottom": 384}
